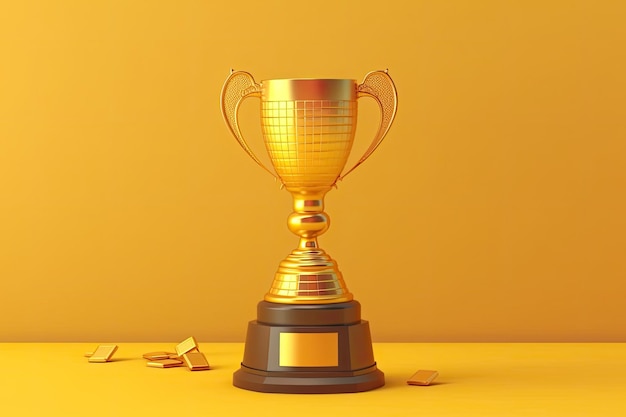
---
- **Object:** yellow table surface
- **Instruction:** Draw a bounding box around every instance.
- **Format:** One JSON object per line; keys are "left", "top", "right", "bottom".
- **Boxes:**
{"left": 1, "top": 343, "right": 625, "bottom": 416}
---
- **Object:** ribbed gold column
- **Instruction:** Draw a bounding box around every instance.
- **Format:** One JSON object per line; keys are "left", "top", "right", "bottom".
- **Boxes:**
{"left": 264, "top": 190, "right": 353, "bottom": 304}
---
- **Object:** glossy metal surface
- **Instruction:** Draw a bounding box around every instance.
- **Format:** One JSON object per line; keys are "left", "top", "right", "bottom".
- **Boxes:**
{"left": 278, "top": 332, "right": 339, "bottom": 367}
{"left": 262, "top": 79, "right": 356, "bottom": 101}
{"left": 221, "top": 70, "right": 397, "bottom": 304}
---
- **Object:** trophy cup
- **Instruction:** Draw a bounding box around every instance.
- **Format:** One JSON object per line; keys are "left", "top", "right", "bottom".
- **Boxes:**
{"left": 220, "top": 69, "right": 397, "bottom": 393}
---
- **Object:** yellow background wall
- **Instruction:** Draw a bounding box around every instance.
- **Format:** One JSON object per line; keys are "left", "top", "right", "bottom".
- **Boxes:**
{"left": 1, "top": 1, "right": 625, "bottom": 342}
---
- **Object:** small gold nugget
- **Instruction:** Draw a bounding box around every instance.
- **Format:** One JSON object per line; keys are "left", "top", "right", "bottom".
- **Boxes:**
{"left": 88, "top": 345, "right": 118, "bottom": 363}
{"left": 175, "top": 336, "right": 199, "bottom": 357}
{"left": 143, "top": 351, "right": 178, "bottom": 361}
{"left": 147, "top": 359, "right": 184, "bottom": 368}
{"left": 182, "top": 351, "right": 210, "bottom": 371}
{"left": 407, "top": 370, "right": 439, "bottom": 386}
{"left": 84, "top": 352, "right": 93, "bottom": 358}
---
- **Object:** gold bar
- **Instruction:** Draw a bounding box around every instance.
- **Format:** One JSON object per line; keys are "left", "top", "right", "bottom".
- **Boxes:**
{"left": 88, "top": 345, "right": 118, "bottom": 363}
{"left": 182, "top": 351, "right": 210, "bottom": 371}
{"left": 175, "top": 336, "right": 199, "bottom": 357}
{"left": 279, "top": 333, "right": 338, "bottom": 367}
{"left": 143, "top": 351, "right": 178, "bottom": 361}
{"left": 147, "top": 359, "right": 184, "bottom": 368}
{"left": 84, "top": 352, "right": 93, "bottom": 358}
{"left": 407, "top": 370, "right": 439, "bottom": 386}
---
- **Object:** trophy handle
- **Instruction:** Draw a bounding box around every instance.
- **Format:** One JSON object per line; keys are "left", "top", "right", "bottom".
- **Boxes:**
{"left": 339, "top": 70, "right": 398, "bottom": 180}
{"left": 220, "top": 70, "right": 277, "bottom": 179}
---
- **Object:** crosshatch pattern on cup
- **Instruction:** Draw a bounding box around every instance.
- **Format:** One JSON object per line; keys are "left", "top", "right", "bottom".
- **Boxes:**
{"left": 261, "top": 100, "right": 356, "bottom": 188}
{"left": 270, "top": 272, "right": 342, "bottom": 296}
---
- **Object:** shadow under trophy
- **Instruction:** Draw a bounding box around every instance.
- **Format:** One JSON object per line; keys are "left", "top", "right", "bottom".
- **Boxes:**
{"left": 220, "top": 70, "right": 397, "bottom": 393}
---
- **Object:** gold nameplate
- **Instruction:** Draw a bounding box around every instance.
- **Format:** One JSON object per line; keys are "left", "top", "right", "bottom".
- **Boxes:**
{"left": 279, "top": 333, "right": 338, "bottom": 367}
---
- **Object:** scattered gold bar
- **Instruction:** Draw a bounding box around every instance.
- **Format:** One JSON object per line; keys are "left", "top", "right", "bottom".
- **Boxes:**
{"left": 407, "top": 370, "right": 439, "bottom": 386}
{"left": 182, "top": 351, "right": 210, "bottom": 371}
{"left": 88, "top": 345, "right": 118, "bottom": 363}
{"left": 84, "top": 352, "right": 93, "bottom": 358}
{"left": 175, "top": 336, "right": 199, "bottom": 357}
{"left": 143, "top": 351, "right": 177, "bottom": 361}
{"left": 147, "top": 359, "right": 184, "bottom": 368}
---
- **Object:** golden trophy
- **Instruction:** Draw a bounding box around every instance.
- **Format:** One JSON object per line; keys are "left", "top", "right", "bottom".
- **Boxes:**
{"left": 220, "top": 69, "right": 397, "bottom": 393}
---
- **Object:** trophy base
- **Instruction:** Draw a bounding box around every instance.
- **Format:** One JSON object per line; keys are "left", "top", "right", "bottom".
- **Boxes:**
{"left": 233, "top": 301, "right": 385, "bottom": 394}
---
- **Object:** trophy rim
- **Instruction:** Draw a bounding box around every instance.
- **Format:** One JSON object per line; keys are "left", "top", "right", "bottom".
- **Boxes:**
{"left": 261, "top": 79, "right": 357, "bottom": 101}
{"left": 261, "top": 78, "right": 357, "bottom": 82}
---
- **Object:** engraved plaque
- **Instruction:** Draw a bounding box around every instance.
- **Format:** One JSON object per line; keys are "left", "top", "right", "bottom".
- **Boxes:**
{"left": 279, "top": 332, "right": 338, "bottom": 367}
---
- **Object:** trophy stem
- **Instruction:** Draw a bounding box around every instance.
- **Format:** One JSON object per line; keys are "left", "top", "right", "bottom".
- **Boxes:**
{"left": 264, "top": 190, "right": 353, "bottom": 304}
{"left": 298, "top": 238, "right": 319, "bottom": 249}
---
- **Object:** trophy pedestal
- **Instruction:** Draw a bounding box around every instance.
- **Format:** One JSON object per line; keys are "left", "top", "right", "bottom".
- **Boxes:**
{"left": 233, "top": 301, "right": 384, "bottom": 394}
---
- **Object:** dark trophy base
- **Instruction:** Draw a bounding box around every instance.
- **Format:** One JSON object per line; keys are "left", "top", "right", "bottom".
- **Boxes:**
{"left": 233, "top": 300, "right": 384, "bottom": 394}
